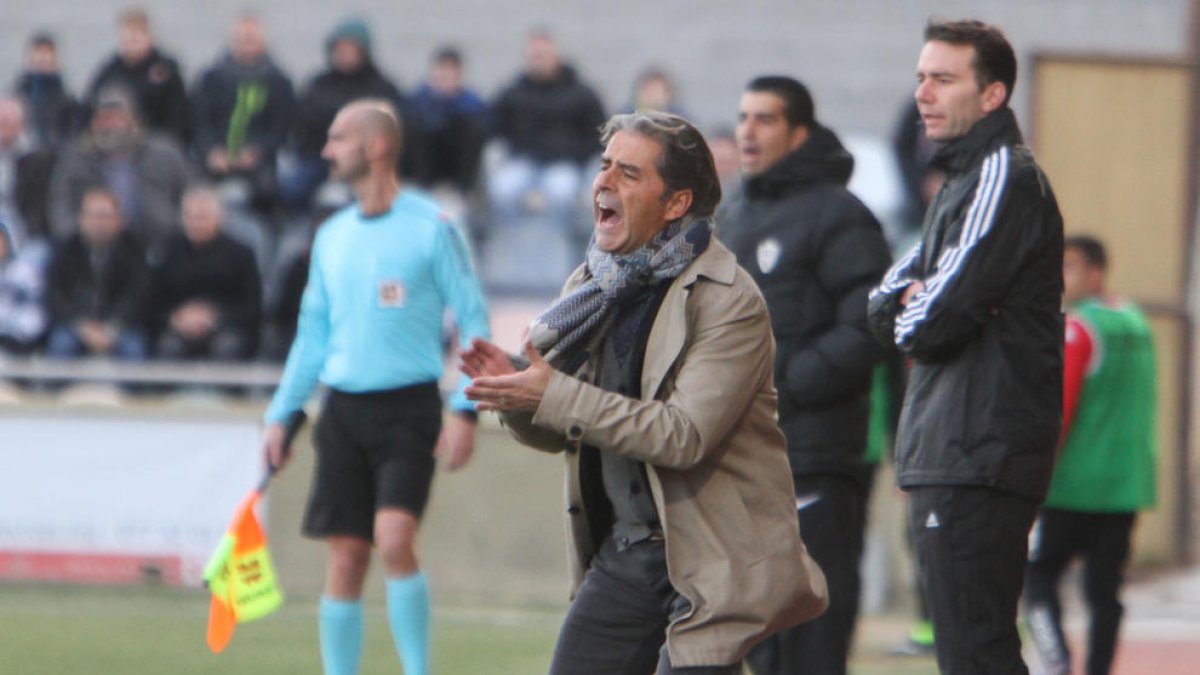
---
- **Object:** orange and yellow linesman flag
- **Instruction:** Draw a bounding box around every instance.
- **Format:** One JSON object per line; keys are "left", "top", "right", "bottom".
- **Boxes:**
{"left": 203, "top": 489, "right": 283, "bottom": 652}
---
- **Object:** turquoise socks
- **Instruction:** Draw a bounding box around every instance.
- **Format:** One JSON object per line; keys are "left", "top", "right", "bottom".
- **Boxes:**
{"left": 386, "top": 571, "right": 430, "bottom": 675}
{"left": 319, "top": 596, "right": 364, "bottom": 675}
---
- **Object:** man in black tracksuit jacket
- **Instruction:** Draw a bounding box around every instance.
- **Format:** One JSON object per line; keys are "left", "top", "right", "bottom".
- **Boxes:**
{"left": 721, "top": 76, "right": 892, "bottom": 675}
{"left": 867, "top": 20, "right": 1063, "bottom": 675}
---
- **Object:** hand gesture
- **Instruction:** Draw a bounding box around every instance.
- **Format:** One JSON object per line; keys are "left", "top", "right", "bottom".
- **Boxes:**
{"left": 463, "top": 339, "right": 553, "bottom": 412}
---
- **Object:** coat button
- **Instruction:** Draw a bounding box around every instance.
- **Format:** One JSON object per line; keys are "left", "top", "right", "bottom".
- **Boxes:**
{"left": 567, "top": 505, "right": 582, "bottom": 515}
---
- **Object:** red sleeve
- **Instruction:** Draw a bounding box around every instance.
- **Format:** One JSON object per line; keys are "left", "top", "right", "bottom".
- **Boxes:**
{"left": 1061, "top": 315, "right": 1094, "bottom": 441}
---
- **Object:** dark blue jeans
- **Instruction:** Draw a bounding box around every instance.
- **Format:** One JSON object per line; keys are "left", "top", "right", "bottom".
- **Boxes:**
{"left": 549, "top": 535, "right": 742, "bottom": 675}
{"left": 45, "top": 324, "right": 147, "bottom": 360}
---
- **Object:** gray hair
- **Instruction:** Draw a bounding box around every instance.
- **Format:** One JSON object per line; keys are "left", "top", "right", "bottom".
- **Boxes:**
{"left": 599, "top": 111, "right": 721, "bottom": 219}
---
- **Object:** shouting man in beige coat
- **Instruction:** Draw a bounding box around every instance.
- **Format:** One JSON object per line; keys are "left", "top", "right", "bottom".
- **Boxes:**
{"left": 461, "top": 111, "right": 827, "bottom": 674}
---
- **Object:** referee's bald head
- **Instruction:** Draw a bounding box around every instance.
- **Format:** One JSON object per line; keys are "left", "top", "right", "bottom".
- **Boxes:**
{"left": 342, "top": 98, "right": 403, "bottom": 162}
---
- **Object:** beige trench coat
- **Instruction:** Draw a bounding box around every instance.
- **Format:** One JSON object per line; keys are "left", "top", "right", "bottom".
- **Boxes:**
{"left": 500, "top": 239, "right": 828, "bottom": 667}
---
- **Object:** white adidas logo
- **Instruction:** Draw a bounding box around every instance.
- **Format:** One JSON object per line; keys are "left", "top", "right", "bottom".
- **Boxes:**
{"left": 925, "top": 511, "right": 941, "bottom": 529}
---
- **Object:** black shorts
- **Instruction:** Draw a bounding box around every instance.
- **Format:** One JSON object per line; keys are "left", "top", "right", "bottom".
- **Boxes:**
{"left": 302, "top": 382, "right": 443, "bottom": 541}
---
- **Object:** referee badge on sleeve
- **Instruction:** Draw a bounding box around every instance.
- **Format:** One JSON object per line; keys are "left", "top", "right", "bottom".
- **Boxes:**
{"left": 378, "top": 279, "right": 407, "bottom": 308}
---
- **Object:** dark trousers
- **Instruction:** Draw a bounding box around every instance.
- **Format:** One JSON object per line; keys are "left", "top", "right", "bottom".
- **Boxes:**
{"left": 549, "top": 535, "right": 741, "bottom": 675}
{"left": 909, "top": 485, "right": 1039, "bottom": 675}
{"left": 747, "top": 473, "right": 868, "bottom": 675}
{"left": 1025, "top": 508, "right": 1135, "bottom": 675}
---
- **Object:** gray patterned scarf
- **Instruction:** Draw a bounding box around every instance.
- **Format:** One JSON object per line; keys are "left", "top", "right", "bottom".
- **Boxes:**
{"left": 529, "top": 216, "right": 712, "bottom": 372}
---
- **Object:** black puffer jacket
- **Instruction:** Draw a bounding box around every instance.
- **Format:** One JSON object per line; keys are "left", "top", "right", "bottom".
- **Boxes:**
{"left": 867, "top": 108, "right": 1064, "bottom": 502}
{"left": 491, "top": 65, "right": 605, "bottom": 163}
{"left": 720, "top": 124, "right": 892, "bottom": 480}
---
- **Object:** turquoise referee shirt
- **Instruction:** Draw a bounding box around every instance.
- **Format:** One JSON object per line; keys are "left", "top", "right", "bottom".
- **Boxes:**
{"left": 265, "top": 189, "right": 490, "bottom": 422}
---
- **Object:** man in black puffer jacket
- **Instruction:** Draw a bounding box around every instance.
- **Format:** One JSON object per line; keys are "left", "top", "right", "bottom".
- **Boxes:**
{"left": 720, "top": 76, "right": 892, "bottom": 675}
{"left": 486, "top": 30, "right": 606, "bottom": 241}
{"left": 280, "top": 18, "right": 417, "bottom": 212}
{"left": 867, "top": 19, "right": 1063, "bottom": 675}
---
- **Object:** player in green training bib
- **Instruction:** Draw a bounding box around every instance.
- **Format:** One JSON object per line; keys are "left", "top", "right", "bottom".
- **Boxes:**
{"left": 1025, "top": 235, "right": 1157, "bottom": 675}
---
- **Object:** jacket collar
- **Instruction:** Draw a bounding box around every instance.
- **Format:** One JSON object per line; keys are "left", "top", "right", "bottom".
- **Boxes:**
{"left": 932, "top": 107, "right": 1023, "bottom": 174}
{"left": 678, "top": 236, "right": 737, "bottom": 288}
{"left": 742, "top": 122, "right": 854, "bottom": 199}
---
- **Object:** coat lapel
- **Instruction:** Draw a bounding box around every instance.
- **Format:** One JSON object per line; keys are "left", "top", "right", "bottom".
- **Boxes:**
{"left": 641, "top": 240, "right": 739, "bottom": 399}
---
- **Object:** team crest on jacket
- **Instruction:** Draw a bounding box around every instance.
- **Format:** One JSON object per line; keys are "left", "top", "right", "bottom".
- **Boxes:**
{"left": 757, "top": 238, "right": 782, "bottom": 274}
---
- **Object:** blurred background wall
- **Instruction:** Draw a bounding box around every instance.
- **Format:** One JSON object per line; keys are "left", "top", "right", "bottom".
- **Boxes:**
{"left": 0, "top": 0, "right": 1188, "bottom": 139}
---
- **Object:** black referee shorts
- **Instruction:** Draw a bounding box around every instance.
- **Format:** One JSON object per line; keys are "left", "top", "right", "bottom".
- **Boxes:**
{"left": 303, "top": 382, "right": 443, "bottom": 541}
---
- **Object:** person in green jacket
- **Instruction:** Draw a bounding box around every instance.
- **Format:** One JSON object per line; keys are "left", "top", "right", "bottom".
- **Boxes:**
{"left": 1025, "top": 235, "right": 1157, "bottom": 675}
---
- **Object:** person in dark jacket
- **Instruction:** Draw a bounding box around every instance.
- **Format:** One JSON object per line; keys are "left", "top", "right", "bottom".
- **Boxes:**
{"left": 867, "top": 19, "right": 1064, "bottom": 675}
{"left": 407, "top": 46, "right": 488, "bottom": 203}
{"left": 720, "top": 76, "right": 892, "bottom": 675}
{"left": 48, "top": 86, "right": 195, "bottom": 260}
{"left": 191, "top": 13, "right": 294, "bottom": 217}
{"left": 150, "top": 186, "right": 261, "bottom": 361}
{"left": 0, "top": 220, "right": 51, "bottom": 355}
{"left": 45, "top": 187, "right": 149, "bottom": 360}
{"left": 486, "top": 30, "right": 606, "bottom": 236}
{"left": 0, "top": 97, "right": 56, "bottom": 245}
{"left": 14, "top": 32, "right": 81, "bottom": 151}
{"left": 84, "top": 8, "right": 189, "bottom": 148}
{"left": 279, "top": 18, "right": 411, "bottom": 213}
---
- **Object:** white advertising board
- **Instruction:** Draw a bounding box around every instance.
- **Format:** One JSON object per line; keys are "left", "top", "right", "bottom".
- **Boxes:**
{"left": 0, "top": 411, "right": 262, "bottom": 586}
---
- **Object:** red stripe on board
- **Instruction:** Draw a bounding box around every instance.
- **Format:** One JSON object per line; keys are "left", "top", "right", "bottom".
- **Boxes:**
{"left": 0, "top": 551, "right": 184, "bottom": 585}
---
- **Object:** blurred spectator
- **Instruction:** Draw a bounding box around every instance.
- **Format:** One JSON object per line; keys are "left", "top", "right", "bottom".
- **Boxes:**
{"left": 280, "top": 17, "right": 407, "bottom": 214}
{"left": 487, "top": 29, "right": 605, "bottom": 237}
{"left": 0, "top": 97, "right": 56, "bottom": 244}
{"left": 706, "top": 126, "right": 740, "bottom": 198}
{"left": 408, "top": 46, "right": 488, "bottom": 214}
{"left": 0, "top": 220, "right": 51, "bottom": 355}
{"left": 623, "top": 66, "right": 686, "bottom": 116}
{"left": 149, "top": 186, "right": 260, "bottom": 361}
{"left": 48, "top": 85, "right": 195, "bottom": 260}
{"left": 264, "top": 205, "right": 332, "bottom": 361}
{"left": 13, "top": 31, "right": 81, "bottom": 150}
{"left": 891, "top": 101, "right": 940, "bottom": 238}
{"left": 85, "top": 8, "right": 189, "bottom": 147}
{"left": 191, "top": 12, "right": 294, "bottom": 219}
{"left": 45, "top": 187, "right": 149, "bottom": 360}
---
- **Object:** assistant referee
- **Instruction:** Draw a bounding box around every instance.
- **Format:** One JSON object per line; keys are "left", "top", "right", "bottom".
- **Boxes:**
{"left": 262, "top": 99, "right": 490, "bottom": 675}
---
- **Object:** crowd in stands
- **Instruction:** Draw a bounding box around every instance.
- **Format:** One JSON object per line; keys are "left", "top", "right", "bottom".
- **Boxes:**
{"left": 0, "top": 8, "right": 712, "bottom": 368}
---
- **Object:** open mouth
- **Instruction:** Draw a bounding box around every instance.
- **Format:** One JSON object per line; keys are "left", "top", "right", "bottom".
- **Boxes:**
{"left": 595, "top": 196, "right": 621, "bottom": 228}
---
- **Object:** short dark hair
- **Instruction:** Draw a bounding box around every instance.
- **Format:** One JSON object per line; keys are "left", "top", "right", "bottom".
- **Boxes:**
{"left": 28, "top": 31, "right": 56, "bottom": 50}
{"left": 599, "top": 112, "right": 721, "bottom": 219}
{"left": 1065, "top": 235, "right": 1108, "bottom": 270}
{"left": 433, "top": 45, "right": 462, "bottom": 68}
{"left": 746, "top": 76, "right": 814, "bottom": 129}
{"left": 924, "top": 18, "right": 1017, "bottom": 105}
